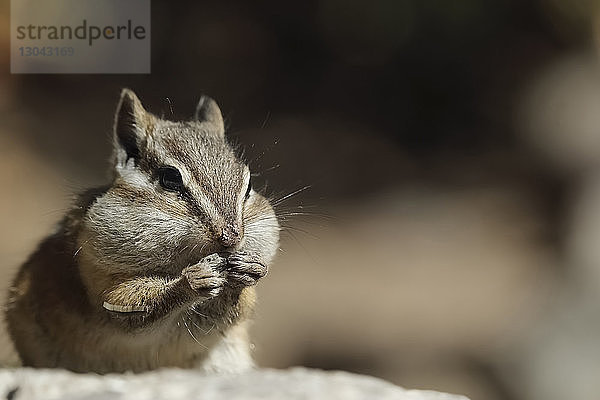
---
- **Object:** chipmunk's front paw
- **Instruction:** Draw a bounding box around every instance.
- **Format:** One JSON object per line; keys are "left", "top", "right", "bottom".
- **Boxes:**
{"left": 226, "top": 250, "right": 268, "bottom": 287}
{"left": 182, "top": 253, "right": 227, "bottom": 297}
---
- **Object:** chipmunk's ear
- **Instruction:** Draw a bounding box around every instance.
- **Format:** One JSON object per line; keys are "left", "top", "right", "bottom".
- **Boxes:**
{"left": 194, "top": 95, "right": 224, "bottom": 137}
{"left": 114, "top": 89, "right": 150, "bottom": 166}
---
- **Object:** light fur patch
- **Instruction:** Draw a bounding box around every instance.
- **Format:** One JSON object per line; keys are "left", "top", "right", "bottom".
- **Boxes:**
{"left": 103, "top": 301, "right": 148, "bottom": 313}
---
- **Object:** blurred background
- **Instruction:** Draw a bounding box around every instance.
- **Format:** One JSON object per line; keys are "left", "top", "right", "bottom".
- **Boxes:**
{"left": 1, "top": 1, "right": 600, "bottom": 399}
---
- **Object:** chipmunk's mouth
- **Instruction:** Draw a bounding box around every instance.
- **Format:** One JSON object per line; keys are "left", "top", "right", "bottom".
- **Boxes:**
{"left": 185, "top": 242, "right": 229, "bottom": 260}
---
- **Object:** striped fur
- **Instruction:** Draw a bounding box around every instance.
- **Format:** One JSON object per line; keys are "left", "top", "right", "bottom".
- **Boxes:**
{"left": 5, "top": 90, "right": 280, "bottom": 373}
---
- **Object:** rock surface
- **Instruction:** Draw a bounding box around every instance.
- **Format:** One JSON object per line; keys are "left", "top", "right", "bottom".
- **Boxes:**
{"left": 0, "top": 367, "right": 469, "bottom": 400}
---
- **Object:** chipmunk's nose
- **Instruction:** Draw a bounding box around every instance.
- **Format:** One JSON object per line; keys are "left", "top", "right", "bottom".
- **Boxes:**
{"left": 218, "top": 224, "right": 240, "bottom": 249}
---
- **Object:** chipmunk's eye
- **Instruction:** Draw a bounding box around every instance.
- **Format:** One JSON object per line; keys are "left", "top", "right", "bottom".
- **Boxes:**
{"left": 158, "top": 166, "right": 184, "bottom": 192}
{"left": 244, "top": 177, "right": 252, "bottom": 200}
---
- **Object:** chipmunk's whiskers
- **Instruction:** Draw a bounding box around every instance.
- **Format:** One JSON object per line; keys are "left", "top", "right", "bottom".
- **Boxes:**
{"left": 181, "top": 314, "right": 208, "bottom": 350}
{"left": 271, "top": 185, "right": 312, "bottom": 207}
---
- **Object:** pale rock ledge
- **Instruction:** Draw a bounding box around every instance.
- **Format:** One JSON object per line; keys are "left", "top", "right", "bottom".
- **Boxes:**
{"left": 0, "top": 367, "right": 470, "bottom": 400}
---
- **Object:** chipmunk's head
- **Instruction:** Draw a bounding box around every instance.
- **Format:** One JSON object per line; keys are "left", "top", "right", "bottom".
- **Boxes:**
{"left": 81, "top": 89, "right": 279, "bottom": 276}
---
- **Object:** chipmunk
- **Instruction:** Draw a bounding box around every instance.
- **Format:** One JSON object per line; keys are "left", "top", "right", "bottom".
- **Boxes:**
{"left": 5, "top": 89, "right": 280, "bottom": 373}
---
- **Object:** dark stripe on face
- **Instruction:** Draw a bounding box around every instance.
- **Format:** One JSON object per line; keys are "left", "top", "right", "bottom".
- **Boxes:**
{"left": 180, "top": 187, "right": 210, "bottom": 224}
{"left": 112, "top": 182, "right": 154, "bottom": 204}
